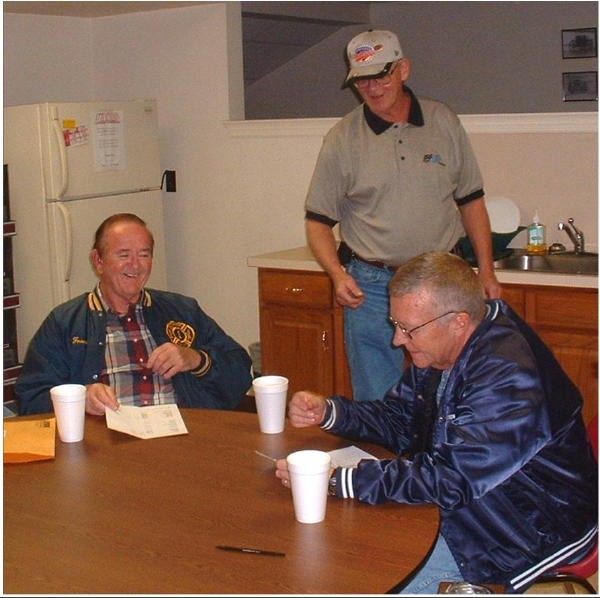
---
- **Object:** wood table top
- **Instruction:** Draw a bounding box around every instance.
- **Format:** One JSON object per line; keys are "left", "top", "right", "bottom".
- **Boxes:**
{"left": 4, "top": 409, "right": 439, "bottom": 594}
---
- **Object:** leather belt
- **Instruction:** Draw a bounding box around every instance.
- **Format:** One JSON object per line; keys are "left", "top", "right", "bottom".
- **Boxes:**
{"left": 350, "top": 240, "right": 464, "bottom": 273}
{"left": 352, "top": 253, "right": 399, "bottom": 272}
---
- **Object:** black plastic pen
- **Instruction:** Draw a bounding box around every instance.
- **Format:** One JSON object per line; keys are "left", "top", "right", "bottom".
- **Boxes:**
{"left": 216, "top": 545, "right": 285, "bottom": 557}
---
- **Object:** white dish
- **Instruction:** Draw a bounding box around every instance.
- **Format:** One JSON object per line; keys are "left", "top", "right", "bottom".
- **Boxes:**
{"left": 485, "top": 196, "right": 521, "bottom": 233}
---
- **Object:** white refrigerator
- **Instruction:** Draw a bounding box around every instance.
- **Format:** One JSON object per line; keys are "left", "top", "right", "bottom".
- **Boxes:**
{"left": 4, "top": 99, "right": 168, "bottom": 362}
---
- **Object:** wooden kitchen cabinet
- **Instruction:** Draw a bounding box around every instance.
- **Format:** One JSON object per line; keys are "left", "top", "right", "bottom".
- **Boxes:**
{"left": 258, "top": 269, "right": 352, "bottom": 399}
{"left": 503, "top": 283, "right": 597, "bottom": 425}
{"left": 488, "top": 283, "right": 596, "bottom": 424}
{"left": 257, "top": 267, "right": 597, "bottom": 425}
{"left": 499, "top": 285, "right": 525, "bottom": 318}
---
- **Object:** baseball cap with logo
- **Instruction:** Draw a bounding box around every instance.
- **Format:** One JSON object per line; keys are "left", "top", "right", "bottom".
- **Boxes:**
{"left": 344, "top": 29, "right": 403, "bottom": 87}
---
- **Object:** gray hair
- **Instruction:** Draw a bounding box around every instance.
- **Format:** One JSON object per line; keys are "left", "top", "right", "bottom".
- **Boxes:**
{"left": 389, "top": 251, "right": 487, "bottom": 323}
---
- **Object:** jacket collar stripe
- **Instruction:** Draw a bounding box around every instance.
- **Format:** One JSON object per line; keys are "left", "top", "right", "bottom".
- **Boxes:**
{"left": 87, "top": 288, "right": 152, "bottom": 311}
{"left": 88, "top": 291, "right": 103, "bottom": 311}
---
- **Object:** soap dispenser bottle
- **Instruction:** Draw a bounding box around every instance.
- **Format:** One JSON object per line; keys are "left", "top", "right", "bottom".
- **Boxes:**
{"left": 527, "top": 209, "right": 547, "bottom": 255}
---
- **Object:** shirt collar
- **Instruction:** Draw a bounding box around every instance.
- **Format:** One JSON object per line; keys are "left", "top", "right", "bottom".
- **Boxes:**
{"left": 89, "top": 284, "right": 152, "bottom": 313}
{"left": 363, "top": 85, "right": 425, "bottom": 135}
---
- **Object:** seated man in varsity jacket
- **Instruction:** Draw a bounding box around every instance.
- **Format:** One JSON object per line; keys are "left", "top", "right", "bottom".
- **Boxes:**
{"left": 17, "top": 213, "right": 252, "bottom": 415}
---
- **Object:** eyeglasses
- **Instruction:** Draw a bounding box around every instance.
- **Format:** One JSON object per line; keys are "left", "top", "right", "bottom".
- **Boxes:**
{"left": 388, "top": 311, "right": 458, "bottom": 340}
{"left": 354, "top": 61, "right": 400, "bottom": 89}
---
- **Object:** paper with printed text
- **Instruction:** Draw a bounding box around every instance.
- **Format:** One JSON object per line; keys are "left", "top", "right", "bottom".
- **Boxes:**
{"left": 105, "top": 404, "right": 188, "bottom": 439}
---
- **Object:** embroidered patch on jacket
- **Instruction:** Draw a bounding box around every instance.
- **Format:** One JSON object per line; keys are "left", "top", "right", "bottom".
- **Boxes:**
{"left": 71, "top": 336, "right": 87, "bottom": 345}
{"left": 166, "top": 321, "right": 196, "bottom": 347}
{"left": 423, "top": 153, "right": 446, "bottom": 166}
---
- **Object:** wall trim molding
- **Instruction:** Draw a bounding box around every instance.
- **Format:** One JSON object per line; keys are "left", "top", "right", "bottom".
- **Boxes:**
{"left": 224, "top": 112, "right": 598, "bottom": 137}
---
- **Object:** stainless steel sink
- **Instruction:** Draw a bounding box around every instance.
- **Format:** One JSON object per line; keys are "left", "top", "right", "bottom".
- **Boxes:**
{"left": 493, "top": 251, "right": 598, "bottom": 275}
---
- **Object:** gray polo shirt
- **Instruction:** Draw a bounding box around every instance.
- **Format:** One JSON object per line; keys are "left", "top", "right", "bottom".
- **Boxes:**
{"left": 304, "top": 89, "right": 484, "bottom": 265}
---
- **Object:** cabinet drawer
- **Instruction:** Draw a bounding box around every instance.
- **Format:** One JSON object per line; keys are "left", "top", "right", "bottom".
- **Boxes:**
{"left": 259, "top": 269, "right": 333, "bottom": 309}
{"left": 526, "top": 287, "right": 598, "bottom": 332}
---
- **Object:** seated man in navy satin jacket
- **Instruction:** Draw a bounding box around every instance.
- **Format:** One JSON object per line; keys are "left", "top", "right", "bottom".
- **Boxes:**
{"left": 16, "top": 213, "right": 252, "bottom": 415}
{"left": 275, "top": 250, "right": 597, "bottom": 594}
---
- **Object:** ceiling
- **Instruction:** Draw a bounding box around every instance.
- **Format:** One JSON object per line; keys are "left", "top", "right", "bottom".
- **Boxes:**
{"left": 2, "top": 2, "right": 210, "bottom": 18}
{"left": 3, "top": 1, "right": 372, "bottom": 87}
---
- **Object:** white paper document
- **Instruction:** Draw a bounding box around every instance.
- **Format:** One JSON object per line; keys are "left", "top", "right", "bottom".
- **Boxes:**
{"left": 105, "top": 404, "right": 188, "bottom": 439}
{"left": 328, "top": 445, "right": 376, "bottom": 468}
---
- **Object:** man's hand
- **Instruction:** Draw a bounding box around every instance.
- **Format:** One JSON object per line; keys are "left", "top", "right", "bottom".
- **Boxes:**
{"left": 85, "top": 382, "right": 119, "bottom": 415}
{"left": 332, "top": 270, "right": 365, "bottom": 308}
{"left": 147, "top": 343, "right": 202, "bottom": 379}
{"left": 288, "top": 391, "right": 328, "bottom": 427}
{"left": 477, "top": 269, "right": 502, "bottom": 299}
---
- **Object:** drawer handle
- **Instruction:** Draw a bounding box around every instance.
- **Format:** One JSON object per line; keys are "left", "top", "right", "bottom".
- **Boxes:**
{"left": 321, "top": 330, "right": 329, "bottom": 351}
{"left": 285, "top": 287, "right": 304, "bottom": 295}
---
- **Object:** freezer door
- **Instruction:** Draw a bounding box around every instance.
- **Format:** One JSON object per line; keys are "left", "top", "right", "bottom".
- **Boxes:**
{"left": 46, "top": 193, "right": 168, "bottom": 303}
{"left": 39, "top": 100, "right": 162, "bottom": 201}
{"left": 13, "top": 193, "right": 167, "bottom": 361}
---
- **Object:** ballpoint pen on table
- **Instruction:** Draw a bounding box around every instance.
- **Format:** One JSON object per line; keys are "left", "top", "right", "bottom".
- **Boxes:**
{"left": 254, "top": 450, "right": 278, "bottom": 462}
{"left": 216, "top": 545, "right": 285, "bottom": 557}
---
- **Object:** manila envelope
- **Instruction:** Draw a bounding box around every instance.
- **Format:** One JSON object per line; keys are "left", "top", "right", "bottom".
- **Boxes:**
{"left": 4, "top": 415, "right": 56, "bottom": 463}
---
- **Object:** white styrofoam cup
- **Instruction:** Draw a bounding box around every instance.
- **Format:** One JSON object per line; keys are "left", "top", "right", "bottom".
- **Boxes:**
{"left": 50, "top": 384, "right": 86, "bottom": 443}
{"left": 287, "top": 449, "right": 331, "bottom": 523}
{"left": 252, "top": 375, "right": 288, "bottom": 434}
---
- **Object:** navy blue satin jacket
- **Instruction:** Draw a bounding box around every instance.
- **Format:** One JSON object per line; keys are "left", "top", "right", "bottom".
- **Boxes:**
{"left": 16, "top": 288, "right": 253, "bottom": 414}
{"left": 325, "top": 300, "right": 597, "bottom": 591}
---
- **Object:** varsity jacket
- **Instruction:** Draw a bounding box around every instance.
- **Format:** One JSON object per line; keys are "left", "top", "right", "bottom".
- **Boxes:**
{"left": 16, "top": 288, "right": 253, "bottom": 414}
{"left": 323, "top": 300, "right": 597, "bottom": 592}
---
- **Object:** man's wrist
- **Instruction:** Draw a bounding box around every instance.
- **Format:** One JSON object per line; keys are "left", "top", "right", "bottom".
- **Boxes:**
{"left": 321, "top": 399, "right": 336, "bottom": 429}
{"left": 189, "top": 349, "right": 211, "bottom": 377}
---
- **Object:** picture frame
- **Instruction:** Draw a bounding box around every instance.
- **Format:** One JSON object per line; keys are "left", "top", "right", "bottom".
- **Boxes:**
{"left": 562, "top": 71, "right": 598, "bottom": 102}
{"left": 562, "top": 28, "right": 597, "bottom": 59}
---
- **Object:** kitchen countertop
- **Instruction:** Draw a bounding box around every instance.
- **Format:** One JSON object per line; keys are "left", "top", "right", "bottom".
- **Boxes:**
{"left": 247, "top": 246, "right": 598, "bottom": 289}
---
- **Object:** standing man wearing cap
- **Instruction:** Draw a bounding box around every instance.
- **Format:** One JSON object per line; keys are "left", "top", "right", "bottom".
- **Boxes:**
{"left": 304, "top": 30, "right": 500, "bottom": 402}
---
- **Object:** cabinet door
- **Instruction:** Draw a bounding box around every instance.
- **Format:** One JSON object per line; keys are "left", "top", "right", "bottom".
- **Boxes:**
{"left": 526, "top": 286, "right": 598, "bottom": 425}
{"left": 501, "top": 285, "right": 525, "bottom": 318}
{"left": 260, "top": 305, "right": 335, "bottom": 398}
{"left": 543, "top": 333, "right": 597, "bottom": 426}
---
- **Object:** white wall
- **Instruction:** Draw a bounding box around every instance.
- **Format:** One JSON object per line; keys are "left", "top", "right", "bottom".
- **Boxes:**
{"left": 3, "top": 14, "right": 95, "bottom": 104}
{"left": 227, "top": 114, "right": 598, "bottom": 249}
{"left": 4, "top": 4, "right": 598, "bottom": 358}
{"left": 88, "top": 3, "right": 248, "bottom": 332}
{"left": 469, "top": 130, "right": 598, "bottom": 247}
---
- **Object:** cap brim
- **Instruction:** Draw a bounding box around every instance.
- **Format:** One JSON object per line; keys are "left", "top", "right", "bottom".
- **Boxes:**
{"left": 343, "top": 62, "right": 394, "bottom": 88}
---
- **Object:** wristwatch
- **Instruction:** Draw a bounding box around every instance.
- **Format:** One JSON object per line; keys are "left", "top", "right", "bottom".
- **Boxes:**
{"left": 327, "top": 472, "right": 337, "bottom": 497}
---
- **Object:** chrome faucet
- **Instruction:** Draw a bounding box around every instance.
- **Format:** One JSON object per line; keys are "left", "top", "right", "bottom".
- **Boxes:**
{"left": 557, "top": 218, "right": 585, "bottom": 254}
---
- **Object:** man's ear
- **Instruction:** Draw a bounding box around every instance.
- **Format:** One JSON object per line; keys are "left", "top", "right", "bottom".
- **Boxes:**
{"left": 399, "top": 57, "right": 411, "bottom": 82}
{"left": 91, "top": 249, "right": 102, "bottom": 270}
{"left": 452, "top": 311, "right": 470, "bottom": 333}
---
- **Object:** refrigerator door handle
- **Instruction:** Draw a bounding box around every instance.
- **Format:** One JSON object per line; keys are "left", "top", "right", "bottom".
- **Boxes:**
{"left": 50, "top": 106, "right": 68, "bottom": 199}
{"left": 55, "top": 202, "right": 73, "bottom": 283}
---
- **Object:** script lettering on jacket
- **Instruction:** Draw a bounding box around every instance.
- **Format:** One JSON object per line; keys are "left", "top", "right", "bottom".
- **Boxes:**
{"left": 71, "top": 336, "right": 88, "bottom": 345}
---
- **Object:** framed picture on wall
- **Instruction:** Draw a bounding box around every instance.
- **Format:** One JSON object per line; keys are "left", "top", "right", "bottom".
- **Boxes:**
{"left": 562, "top": 71, "right": 598, "bottom": 101}
{"left": 562, "top": 28, "right": 597, "bottom": 59}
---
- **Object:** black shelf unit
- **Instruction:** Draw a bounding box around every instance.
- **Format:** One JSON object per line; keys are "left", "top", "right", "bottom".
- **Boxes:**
{"left": 4, "top": 164, "right": 20, "bottom": 416}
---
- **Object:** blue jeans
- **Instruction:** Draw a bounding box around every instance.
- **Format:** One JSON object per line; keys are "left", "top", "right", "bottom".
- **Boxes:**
{"left": 398, "top": 534, "right": 464, "bottom": 594}
{"left": 344, "top": 259, "right": 404, "bottom": 401}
